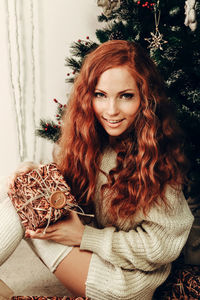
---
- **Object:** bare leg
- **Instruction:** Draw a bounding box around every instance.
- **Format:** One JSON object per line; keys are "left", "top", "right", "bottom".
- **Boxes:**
{"left": 54, "top": 247, "right": 92, "bottom": 297}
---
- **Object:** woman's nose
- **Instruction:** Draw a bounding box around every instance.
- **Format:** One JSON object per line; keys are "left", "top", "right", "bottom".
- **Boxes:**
{"left": 107, "top": 98, "right": 119, "bottom": 115}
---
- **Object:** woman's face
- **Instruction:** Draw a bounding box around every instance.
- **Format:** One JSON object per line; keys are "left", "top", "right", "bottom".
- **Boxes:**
{"left": 92, "top": 66, "right": 140, "bottom": 138}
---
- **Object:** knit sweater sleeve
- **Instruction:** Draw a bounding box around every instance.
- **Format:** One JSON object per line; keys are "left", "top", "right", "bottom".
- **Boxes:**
{"left": 80, "top": 186, "right": 194, "bottom": 272}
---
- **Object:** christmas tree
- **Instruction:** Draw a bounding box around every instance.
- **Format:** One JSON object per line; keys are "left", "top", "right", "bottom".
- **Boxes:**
{"left": 36, "top": 0, "right": 200, "bottom": 200}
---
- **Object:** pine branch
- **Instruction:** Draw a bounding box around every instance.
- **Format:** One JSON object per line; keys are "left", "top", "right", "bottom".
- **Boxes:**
{"left": 36, "top": 120, "right": 61, "bottom": 143}
{"left": 69, "top": 41, "right": 98, "bottom": 58}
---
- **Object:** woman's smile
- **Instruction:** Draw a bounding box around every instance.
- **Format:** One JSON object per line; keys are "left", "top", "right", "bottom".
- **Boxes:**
{"left": 102, "top": 117, "right": 125, "bottom": 126}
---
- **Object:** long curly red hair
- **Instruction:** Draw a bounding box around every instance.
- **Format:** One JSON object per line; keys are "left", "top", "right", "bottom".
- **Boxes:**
{"left": 55, "top": 40, "right": 188, "bottom": 221}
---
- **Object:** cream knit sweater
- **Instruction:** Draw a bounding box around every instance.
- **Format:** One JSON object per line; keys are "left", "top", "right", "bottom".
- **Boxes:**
{"left": 80, "top": 147, "right": 194, "bottom": 300}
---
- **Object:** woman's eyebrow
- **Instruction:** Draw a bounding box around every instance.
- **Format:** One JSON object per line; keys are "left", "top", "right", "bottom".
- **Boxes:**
{"left": 119, "top": 89, "right": 135, "bottom": 93}
{"left": 95, "top": 88, "right": 105, "bottom": 92}
{"left": 95, "top": 89, "right": 135, "bottom": 93}
{"left": 94, "top": 88, "right": 107, "bottom": 94}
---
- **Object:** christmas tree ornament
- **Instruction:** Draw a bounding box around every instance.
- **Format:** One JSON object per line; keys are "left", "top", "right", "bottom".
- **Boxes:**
{"left": 145, "top": 29, "right": 167, "bottom": 50}
{"left": 97, "top": 0, "right": 121, "bottom": 17}
{"left": 145, "top": 1, "right": 167, "bottom": 50}
{"left": 184, "top": 0, "right": 197, "bottom": 31}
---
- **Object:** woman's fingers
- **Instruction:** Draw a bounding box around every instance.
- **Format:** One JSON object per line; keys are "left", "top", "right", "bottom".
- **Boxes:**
{"left": 25, "top": 229, "right": 54, "bottom": 240}
{"left": 25, "top": 229, "right": 44, "bottom": 239}
{"left": 36, "top": 224, "right": 57, "bottom": 234}
{"left": 25, "top": 219, "right": 67, "bottom": 239}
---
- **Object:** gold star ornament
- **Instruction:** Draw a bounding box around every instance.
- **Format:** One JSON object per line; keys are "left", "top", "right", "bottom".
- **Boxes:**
{"left": 145, "top": 28, "right": 168, "bottom": 50}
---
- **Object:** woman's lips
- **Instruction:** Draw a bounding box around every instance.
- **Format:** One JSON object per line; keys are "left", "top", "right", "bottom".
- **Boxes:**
{"left": 102, "top": 117, "right": 125, "bottom": 127}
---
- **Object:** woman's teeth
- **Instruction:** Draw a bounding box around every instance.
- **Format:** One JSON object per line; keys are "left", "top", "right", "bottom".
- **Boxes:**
{"left": 106, "top": 119, "right": 123, "bottom": 123}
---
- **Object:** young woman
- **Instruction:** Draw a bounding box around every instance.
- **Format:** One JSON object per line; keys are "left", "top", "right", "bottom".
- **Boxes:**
{"left": 0, "top": 40, "right": 194, "bottom": 299}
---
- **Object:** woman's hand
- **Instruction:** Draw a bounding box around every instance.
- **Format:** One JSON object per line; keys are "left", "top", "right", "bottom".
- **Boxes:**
{"left": 25, "top": 211, "right": 85, "bottom": 246}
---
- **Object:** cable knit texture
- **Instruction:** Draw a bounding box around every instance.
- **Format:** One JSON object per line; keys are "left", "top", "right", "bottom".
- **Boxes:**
{"left": 0, "top": 177, "right": 24, "bottom": 266}
{"left": 80, "top": 147, "right": 194, "bottom": 300}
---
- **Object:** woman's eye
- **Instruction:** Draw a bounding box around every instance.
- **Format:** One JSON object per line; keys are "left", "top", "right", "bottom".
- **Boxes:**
{"left": 121, "top": 93, "right": 134, "bottom": 100}
{"left": 94, "top": 92, "right": 106, "bottom": 98}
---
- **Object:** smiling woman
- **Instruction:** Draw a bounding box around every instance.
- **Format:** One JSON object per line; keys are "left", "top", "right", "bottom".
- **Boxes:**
{"left": 25, "top": 40, "right": 193, "bottom": 299}
{"left": 2, "top": 40, "right": 194, "bottom": 300}
{"left": 93, "top": 66, "right": 141, "bottom": 139}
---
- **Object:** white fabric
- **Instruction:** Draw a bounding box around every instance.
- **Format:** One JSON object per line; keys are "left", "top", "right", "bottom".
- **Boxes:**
{"left": 26, "top": 239, "right": 73, "bottom": 273}
{"left": 0, "top": 176, "right": 24, "bottom": 266}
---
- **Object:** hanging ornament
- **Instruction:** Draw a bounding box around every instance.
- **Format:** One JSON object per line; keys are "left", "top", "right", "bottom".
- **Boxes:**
{"left": 145, "top": 29, "right": 168, "bottom": 50}
{"left": 184, "top": 0, "right": 197, "bottom": 31}
{"left": 97, "top": 0, "right": 121, "bottom": 17}
{"left": 144, "top": 1, "right": 167, "bottom": 50}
